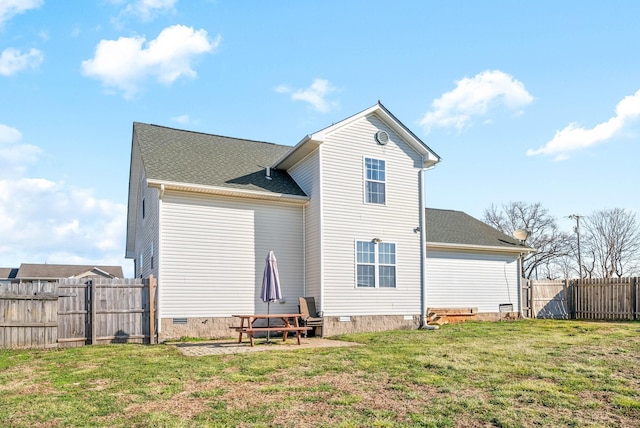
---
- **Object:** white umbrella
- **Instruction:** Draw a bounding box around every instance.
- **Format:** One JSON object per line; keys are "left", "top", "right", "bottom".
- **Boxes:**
{"left": 260, "top": 250, "right": 282, "bottom": 343}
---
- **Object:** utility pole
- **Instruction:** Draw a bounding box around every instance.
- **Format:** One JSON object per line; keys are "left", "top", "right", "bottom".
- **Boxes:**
{"left": 568, "top": 214, "right": 583, "bottom": 279}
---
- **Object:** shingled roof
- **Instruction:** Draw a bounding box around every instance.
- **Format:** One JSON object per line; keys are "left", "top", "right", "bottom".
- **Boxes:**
{"left": 15, "top": 264, "right": 124, "bottom": 280}
{"left": 426, "top": 208, "right": 527, "bottom": 251}
{"left": 0, "top": 267, "right": 18, "bottom": 280}
{"left": 133, "top": 123, "right": 306, "bottom": 197}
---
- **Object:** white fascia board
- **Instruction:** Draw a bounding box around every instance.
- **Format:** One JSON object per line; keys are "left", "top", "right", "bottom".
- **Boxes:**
{"left": 274, "top": 136, "right": 321, "bottom": 170}
{"left": 427, "top": 241, "right": 536, "bottom": 254}
{"left": 146, "top": 179, "right": 310, "bottom": 205}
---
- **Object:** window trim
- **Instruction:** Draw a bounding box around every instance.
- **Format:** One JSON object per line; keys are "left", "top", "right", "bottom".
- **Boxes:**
{"left": 363, "top": 157, "right": 387, "bottom": 205}
{"left": 355, "top": 240, "right": 397, "bottom": 288}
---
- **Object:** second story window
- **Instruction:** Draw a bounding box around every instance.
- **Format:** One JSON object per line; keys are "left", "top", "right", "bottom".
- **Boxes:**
{"left": 364, "top": 157, "right": 386, "bottom": 204}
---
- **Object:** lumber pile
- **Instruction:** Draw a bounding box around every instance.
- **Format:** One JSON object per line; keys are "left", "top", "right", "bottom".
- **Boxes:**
{"left": 427, "top": 308, "right": 478, "bottom": 325}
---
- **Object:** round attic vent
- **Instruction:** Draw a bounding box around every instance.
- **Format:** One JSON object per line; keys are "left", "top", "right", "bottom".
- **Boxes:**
{"left": 375, "top": 130, "right": 389, "bottom": 145}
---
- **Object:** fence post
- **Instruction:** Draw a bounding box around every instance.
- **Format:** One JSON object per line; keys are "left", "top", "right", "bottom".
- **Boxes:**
{"left": 90, "top": 280, "right": 96, "bottom": 345}
{"left": 563, "top": 279, "right": 570, "bottom": 319}
{"left": 631, "top": 276, "right": 640, "bottom": 320}
{"left": 149, "top": 275, "right": 157, "bottom": 344}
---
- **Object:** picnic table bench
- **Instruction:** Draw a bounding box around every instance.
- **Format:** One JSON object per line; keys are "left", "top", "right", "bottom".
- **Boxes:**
{"left": 231, "top": 314, "right": 311, "bottom": 347}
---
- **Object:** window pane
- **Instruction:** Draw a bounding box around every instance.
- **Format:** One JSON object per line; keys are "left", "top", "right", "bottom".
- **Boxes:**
{"left": 378, "top": 243, "right": 396, "bottom": 264}
{"left": 357, "top": 241, "right": 375, "bottom": 263}
{"left": 357, "top": 265, "right": 375, "bottom": 287}
{"left": 379, "top": 266, "right": 396, "bottom": 288}
{"left": 366, "top": 158, "right": 385, "bottom": 181}
{"left": 366, "top": 181, "right": 386, "bottom": 204}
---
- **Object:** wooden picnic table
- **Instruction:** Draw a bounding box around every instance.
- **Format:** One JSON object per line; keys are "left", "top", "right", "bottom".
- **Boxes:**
{"left": 231, "top": 313, "right": 311, "bottom": 347}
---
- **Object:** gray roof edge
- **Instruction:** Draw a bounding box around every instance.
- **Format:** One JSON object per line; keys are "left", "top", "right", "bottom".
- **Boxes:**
{"left": 133, "top": 122, "right": 291, "bottom": 149}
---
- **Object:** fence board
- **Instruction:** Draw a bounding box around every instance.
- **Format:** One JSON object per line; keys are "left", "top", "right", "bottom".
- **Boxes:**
{"left": 528, "top": 280, "right": 570, "bottom": 319}
{"left": 529, "top": 277, "right": 639, "bottom": 321}
{"left": 1, "top": 278, "right": 154, "bottom": 349}
{"left": 574, "top": 278, "right": 637, "bottom": 320}
{"left": 0, "top": 282, "right": 59, "bottom": 349}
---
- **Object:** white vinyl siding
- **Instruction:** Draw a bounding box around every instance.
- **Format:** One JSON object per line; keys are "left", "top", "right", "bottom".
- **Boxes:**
{"left": 426, "top": 249, "right": 520, "bottom": 313}
{"left": 159, "top": 191, "right": 304, "bottom": 318}
{"left": 135, "top": 167, "right": 159, "bottom": 280}
{"left": 288, "top": 150, "right": 322, "bottom": 301}
{"left": 319, "top": 114, "right": 423, "bottom": 316}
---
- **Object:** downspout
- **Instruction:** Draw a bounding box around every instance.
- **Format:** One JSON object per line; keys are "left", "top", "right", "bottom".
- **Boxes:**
{"left": 419, "top": 165, "right": 437, "bottom": 329}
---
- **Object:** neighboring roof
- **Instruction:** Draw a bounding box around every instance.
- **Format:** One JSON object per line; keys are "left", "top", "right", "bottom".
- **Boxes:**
{"left": 275, "top": 101, "right": 441, "bottom": 169}
{"left": 15, "top": 264, "right": 124, "bottom": 280}
{"left": 0, "top": 267, "right": 18, "bottom": 279}
{"left": 425, "top": 208, "right": 532, "bottom": 253}
{"left": 133, "top": 123, "right": 307, "bottom": 197}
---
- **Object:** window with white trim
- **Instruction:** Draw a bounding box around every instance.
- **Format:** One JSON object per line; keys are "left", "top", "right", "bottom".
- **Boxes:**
{"left": 364, "top": 157, "right": 386, "bottom": 204}
{"left": 356, "top": 241, "right": 396, "bottom": 288}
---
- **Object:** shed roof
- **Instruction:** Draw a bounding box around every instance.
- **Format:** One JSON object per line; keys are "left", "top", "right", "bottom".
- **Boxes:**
{"left": 426, "top": 208, "right": 529, "bottom": 252}
{"left": 133, "top": 123, "right": 306, "bottom": 197}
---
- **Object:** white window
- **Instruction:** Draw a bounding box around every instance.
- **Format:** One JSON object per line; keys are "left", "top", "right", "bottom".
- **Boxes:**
{"left": 364, "top": 157, "right": 386, "bottom": 204}
{"left": 356, "top": 241, "right": 396, "bottom": 288}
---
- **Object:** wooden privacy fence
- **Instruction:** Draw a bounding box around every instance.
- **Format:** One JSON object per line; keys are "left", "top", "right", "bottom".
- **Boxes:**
{"left": 526, "top": 277, "right": 640, "bottom": 320}
{"left": 0, "top": 276, "right": 157, "bottom": 349}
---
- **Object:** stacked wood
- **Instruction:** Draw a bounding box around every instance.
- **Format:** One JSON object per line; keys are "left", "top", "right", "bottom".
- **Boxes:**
{"left": 427, "top": 308, "right": 478, "bottom": 325}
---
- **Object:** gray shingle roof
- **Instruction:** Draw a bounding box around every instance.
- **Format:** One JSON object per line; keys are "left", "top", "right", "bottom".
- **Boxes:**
{"left": 426, "top": 208, "right": 526, "bottom": 249}
{"left": 16, "top": 264, "right": 124, "bottom": 279}
{"left": 133, "top": 123, "right": 306, "bottom": 197}
{"left": 0, "top": 267, "right": 18, "bottom": 279}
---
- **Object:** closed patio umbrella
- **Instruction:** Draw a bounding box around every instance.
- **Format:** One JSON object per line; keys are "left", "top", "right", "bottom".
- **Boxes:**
{"left": 260, "top": 250, "right": 282, "bottom": 343}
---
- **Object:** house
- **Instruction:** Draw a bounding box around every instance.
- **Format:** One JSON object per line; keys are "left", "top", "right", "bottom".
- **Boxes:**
{"left": 0, "top": 264, "right": 124, "bottom": 283}
{"left": 424, "top": 208, "right": 531, "bottom": 319}
{"left": 0, "top": 268, "right": 18, "bottom": 284}
{"left": 126, "top": 102, "right": 529, "bottom": 340}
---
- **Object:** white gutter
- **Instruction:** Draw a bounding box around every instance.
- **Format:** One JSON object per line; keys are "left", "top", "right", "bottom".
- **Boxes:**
{"left": 427, "top": 241, "right": 536, "bottom": 254}
{"left": 146, "top": 179, "right": 309, "bottom": 205}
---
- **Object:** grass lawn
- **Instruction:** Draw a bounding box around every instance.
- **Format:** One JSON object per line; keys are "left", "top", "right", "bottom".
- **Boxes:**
{"left": 1, "top": 320, "right": 639, "bottom": 427}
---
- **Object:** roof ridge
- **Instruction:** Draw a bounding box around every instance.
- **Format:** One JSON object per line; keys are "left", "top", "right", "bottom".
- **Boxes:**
{"left": 133, "top": 122, "right": 290, "bottom": 148}
{"left": 426, "top": 207, "right": 462, "bottom": 213}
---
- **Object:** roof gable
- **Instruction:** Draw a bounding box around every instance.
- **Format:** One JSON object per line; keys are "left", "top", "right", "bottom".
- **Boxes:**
{"left": 275, "top": 102, "right": 440, "bottom": 169}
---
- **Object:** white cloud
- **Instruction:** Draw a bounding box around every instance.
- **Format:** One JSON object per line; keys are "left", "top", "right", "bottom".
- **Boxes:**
{"left": 0, "top": 125, "right": 132, "bottom": 276}
{"left": 81, "top": 25, "right": 219, "bottom": 99}
{"left": 528, "top": 89, "right": 640, "bottom": 160}
{"left": 420, "top": 70, "right": 533, "bottom": 133}
{"left": 0, "top": 47, "right": 43, "bottom": 76}
{"left": 276, "top": 78, "right": 338, "bottom": 113}
{"left": 0, "top": 0, "right": 42, "bottom": 26}
{"left": 121, "top": 0, "right": 177, "bottom": 21}
{"left": 0, "top": 123, "right": 21, "bottom": 143}
{"left": 0, "top": 123, "right": 41, "bottom": 174}
{"left": 171, "top": 114, "right": 190, "bottom": 124}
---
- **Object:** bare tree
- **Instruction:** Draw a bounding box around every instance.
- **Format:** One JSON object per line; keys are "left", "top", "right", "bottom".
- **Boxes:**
{"left": 581, "top": 208, "right": 640, "bottom": 278}
{"left": 483, "top": 201, "right": 573, "bottom": 279}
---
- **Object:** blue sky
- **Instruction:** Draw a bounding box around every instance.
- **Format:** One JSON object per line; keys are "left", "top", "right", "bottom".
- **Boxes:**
{"left": 1, "top": 0, "right": 639, "bottom": 277}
